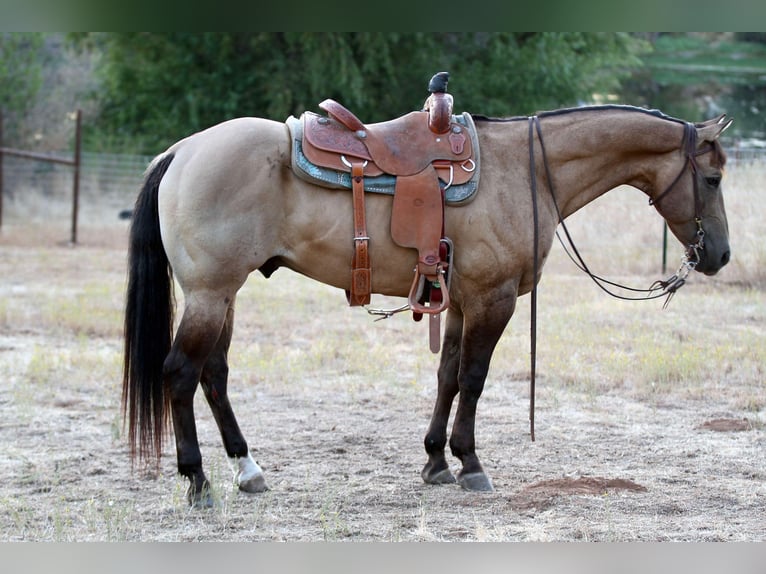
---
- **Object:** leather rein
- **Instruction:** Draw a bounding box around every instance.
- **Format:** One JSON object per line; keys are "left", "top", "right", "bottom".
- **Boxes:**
{"left": 526, "top": 116, "right": 714, "bottom": 441}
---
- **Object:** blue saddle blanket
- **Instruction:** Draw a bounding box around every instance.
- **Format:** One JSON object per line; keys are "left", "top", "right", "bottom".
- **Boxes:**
{"left": 286, "top": 111, "right": 481, "bottom": 206}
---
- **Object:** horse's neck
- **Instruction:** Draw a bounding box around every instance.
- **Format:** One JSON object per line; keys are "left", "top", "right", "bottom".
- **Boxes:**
{"left": 538, "top": 110, "right": 682, "bottom": 218}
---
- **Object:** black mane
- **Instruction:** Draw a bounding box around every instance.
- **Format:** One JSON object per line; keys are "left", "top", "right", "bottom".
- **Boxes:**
{"left": 471, "top": 104, "right": 685, "bottom": 126}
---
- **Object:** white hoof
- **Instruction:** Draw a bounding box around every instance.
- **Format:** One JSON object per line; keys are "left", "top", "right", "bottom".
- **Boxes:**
{"left": 234, "top": 453, "right": 269, "bottom": 493}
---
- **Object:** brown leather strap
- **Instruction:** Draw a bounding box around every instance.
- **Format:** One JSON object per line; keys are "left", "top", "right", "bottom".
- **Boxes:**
{"left": 348, "top": 161, "right": 371, "bottom": 306}
{"left": 429, "top": 313, "right": 441, "bottom": 353}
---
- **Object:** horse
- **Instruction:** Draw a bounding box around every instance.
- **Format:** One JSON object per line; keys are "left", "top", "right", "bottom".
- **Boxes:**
{"left": 123, "top": 103, "right": 731, "bottom": 507}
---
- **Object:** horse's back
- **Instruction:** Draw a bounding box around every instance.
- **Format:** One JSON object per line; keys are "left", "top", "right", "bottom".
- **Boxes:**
{"left": 164, "top": 116, "right": 292, "bottom": 187}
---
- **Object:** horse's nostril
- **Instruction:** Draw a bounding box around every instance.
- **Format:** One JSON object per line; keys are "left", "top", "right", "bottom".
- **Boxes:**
{"left": 721, "top": 250, "right": 731, "bottom": 266}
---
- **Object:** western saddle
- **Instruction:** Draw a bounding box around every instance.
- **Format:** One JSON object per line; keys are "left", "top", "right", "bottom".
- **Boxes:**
{"left": 298, "top": 72, "right": 477, "bottom": 352}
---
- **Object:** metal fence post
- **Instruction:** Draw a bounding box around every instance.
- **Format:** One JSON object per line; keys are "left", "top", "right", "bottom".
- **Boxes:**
{"left": 70, "top": 109, "right": 82, "bottom": 244}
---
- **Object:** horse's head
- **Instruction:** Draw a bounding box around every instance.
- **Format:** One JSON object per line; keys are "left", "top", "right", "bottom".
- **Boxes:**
{"left": 650, "top": 115, "right": 733, "bottom": 276}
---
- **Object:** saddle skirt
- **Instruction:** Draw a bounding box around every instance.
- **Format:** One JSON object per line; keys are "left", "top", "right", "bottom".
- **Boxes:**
{"left": 286, "top": 111, "right": 481, "bottom": 205}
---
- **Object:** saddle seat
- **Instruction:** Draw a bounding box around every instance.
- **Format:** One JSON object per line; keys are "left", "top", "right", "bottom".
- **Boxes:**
{"left": 298, "top": 72, "right": 476, "bottom": 352}
{"left": 305, "top": 98, "right": 473, "bottom": 177}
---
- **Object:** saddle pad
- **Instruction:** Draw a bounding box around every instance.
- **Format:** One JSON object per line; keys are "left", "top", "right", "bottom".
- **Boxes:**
{"left": 287, "top": 112, "right": 481, "bottom": 206}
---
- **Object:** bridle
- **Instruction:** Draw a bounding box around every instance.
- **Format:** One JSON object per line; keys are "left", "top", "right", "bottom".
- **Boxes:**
{"left": 648, "top": 121, "right": 717, "bottom": 274}
{"left": 526, "top": 116, "right": 716, "bottom": 440}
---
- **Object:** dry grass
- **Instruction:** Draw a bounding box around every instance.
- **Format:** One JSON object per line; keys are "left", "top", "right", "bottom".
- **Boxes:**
{"left": 0, "top": 157, "right": 763, "bottom": 541}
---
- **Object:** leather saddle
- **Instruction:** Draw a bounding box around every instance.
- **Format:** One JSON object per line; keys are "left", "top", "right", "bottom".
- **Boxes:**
{"left": 296, "top": 72, "right": 477, "bottom": 351}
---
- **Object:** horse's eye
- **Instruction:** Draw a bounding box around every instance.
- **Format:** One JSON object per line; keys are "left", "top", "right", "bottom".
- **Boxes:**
{"left": 705, "top": 175, "right": 722, "bottom": 187}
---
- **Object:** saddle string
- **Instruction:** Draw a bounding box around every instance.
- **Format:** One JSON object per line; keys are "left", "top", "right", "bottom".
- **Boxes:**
{"left": 365, "top": 303, "right": 411, "bottom": 321}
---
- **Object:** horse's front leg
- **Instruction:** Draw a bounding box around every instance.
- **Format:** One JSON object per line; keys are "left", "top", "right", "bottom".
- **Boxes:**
{"left": 422, "top": 308, "right": 463, "bottom": 485}
{"left": 449, "top": 295, "right": 516, "bottom": 491}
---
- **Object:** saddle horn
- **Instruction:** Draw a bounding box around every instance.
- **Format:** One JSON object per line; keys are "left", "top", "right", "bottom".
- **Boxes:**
{"left": 425, "top": 72, "right": 452, "bottom": 134}
{"left": 428, "top": 71, "right": 450, "bottom": 93}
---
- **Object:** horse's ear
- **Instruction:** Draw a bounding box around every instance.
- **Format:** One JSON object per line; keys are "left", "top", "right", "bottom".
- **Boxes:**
{"left": 697, "top": 115, "right": 733, "bottom": 142}
{"left": 697, "top": 114, "right": 726, "bottom": 127}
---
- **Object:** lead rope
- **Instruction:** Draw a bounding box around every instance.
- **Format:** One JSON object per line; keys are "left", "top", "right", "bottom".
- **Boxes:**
{"left": 527, "top": 117, "right": 540, "bottom": 442}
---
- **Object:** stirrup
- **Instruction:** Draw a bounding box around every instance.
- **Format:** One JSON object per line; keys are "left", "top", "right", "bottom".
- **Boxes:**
{"left": 407, "top": 265, "right": 450, "bottom": 315}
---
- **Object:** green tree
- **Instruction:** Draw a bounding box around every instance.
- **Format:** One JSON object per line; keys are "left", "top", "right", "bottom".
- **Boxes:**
{"left": 75, "top": 33, "right": 649, "bottom": 154}
{"left": 0, "top": 33, "right": 45, "bottom": 141}
{"left": 449, "top": 33, "right": 649, "bottom": 115}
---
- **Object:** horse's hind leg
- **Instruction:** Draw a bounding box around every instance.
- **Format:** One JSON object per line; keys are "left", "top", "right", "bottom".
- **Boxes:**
{"left": 199, "top": 298, "right": 267, "bottom": 494}
{"left": 422, "top": 308, "right": 463, "bottom": 485}
{"left": 163, "top": 291, "right": 231, "bottom": 507}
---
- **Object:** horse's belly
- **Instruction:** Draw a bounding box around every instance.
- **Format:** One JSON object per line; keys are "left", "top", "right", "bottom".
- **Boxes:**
{"left": 282, "top": 238, "right": 418, "bottom": 298}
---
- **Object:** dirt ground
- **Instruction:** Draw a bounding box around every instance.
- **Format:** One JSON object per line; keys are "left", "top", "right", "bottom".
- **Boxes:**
{"left": 0, "top": 212, "right": 764, "bottom": 542}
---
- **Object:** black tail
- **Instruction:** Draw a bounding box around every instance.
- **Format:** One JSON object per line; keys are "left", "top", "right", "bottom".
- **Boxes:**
{"left": 122, "top": 153, "right": 176, "bottom": 464}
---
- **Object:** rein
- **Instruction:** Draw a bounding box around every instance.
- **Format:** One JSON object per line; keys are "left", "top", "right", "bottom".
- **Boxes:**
{"left": 526, "top": 116, "right": 711, "bottom": 440}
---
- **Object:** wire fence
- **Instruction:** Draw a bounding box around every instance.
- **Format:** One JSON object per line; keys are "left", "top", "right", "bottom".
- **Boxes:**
{"left": 2, "top": 150, "right": 152, "bottom": 197}
{"left": 1, "top": 151, "right": 154, "bottom": 225}
{"left": 725, "top": 145, "right": 766, "bottom": 164}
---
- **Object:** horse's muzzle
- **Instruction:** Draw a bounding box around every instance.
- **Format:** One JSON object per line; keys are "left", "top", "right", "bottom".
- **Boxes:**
{"left": 695, "top": 246, "right": 731, "bottom": 276}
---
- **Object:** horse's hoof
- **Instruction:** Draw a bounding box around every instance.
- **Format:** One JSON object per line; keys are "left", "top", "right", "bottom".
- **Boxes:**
{"left": 238, "top": 472, "right": 269, "bottom": 493}
{"left": 422, "top": 464, "right": 457, "bottom": 485}
{"left": 458, "top": 471, "right": 494, "bottom": 492}
{"left": 187, "top": 485, "right": 215, "bottom": 508}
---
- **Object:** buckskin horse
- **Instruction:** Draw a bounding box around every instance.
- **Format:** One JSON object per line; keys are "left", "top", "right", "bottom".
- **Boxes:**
{"left": 123, "top": 81, "right": 731, "bottom": 507}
